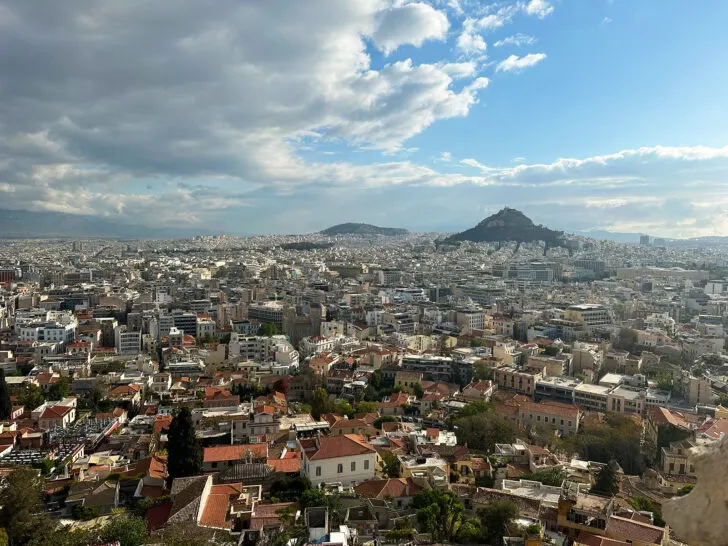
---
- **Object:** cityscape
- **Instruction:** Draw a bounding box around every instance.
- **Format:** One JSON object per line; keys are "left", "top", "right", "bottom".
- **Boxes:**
{"left": 1, "top": 1, "right": 727, "bottom": 546}
{"left": 2, "top": 207, "right": 728, "bottom": 545}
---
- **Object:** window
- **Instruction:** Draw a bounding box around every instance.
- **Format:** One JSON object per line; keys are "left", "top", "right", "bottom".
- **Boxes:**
{"left": 351, "top": 461, "right": 356, "bottom": 472}
{"left": 560, "top": 419, "right": 564, "bottom": 425}
{"left": 337, "top": 463, "right": 343, "bottom": 473}
{"left": 316, "top": 466, "right": 321, "bottom": 477}
{"left": 364, "top": 459, "right": 369, "bottom": 470}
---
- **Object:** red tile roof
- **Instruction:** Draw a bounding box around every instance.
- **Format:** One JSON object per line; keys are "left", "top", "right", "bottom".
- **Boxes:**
{"left": 204, "top": 444, "right": 268, "bottom": 463}
{"left": 267, "top": 457, "right": 301, "bottom": 474}
{"left": 354, "top": 478, "right": 423, "bottom": 499}
{"left": 300, "top": 434, "right": 376, "bottom": 461}
{"left": 199, "top": 485, "right": 235, "bottom": 529}
{"left": 145, "top": 501, "right": 172, "bottom": 532}
{"left": 605, "top": 516, "right": 665, "bottom": 544}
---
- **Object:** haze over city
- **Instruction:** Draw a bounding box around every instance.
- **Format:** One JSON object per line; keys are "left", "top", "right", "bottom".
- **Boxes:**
{"left": 1, "top": 1, "right": 728, "bottom": 237}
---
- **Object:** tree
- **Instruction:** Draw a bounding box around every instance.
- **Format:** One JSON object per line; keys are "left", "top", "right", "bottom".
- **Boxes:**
{"left": 0, "top": 468, "right": 52, "bottom": 546}
{"left": 0, "top": 370, "right": 12, "bottom": 419}
{"left": 455, "top": 518, "right": 483, "bottom": 543}
{"left": 270, "top": 476, "right": 311, "bottom": 503}
{"left": 412, "top": 383, "right": 424, "bottom": 399}
{"left": 310, "top": 388, "right": 334, "bottom": 420}
{"left": 100, "top": 514, "right": 148, "bottom": 546}
{"left": 628, "top": 496, "right": 665, "bottom": 527}
{"left": 258, "top": 322, "right": 281, "bottom": 337}
{"left": 457, "top": 401, "right": 493, "bottom": 417}
{"left": 521, "top": 466, "right": 566, "bottom": 487}
{"left": 272, "top": 377, "right": 289, "bottom": 394}
{"left": 300, "top": 489, "right": 328, "bottom": 508}
{"left": 478, "top": 501, "right": 519, "bottom": 544}
{"left": 71, "top": 503, "right": 100, "bottom": 521}
{"left": 48, "top": 376, "right": 70, "bottom": 401}
{"left": 335, "top": 400, "right": 353, "bottom": 417}
{"left": 380, "top": 450, "right": 401, "bottom": 478}
{"left": 473, "top": 361, "right": 495, "bottom": 381}
{"left": 415, "top": 490, "right": 464, "bottom": 543}
{"left": 167, "top": 407, "right": 202, "bottom": 486}
{"left": 17, "top": 384, "right": 45, "bottom": 411}
{"left": 676, "top": 484, "right": 694, "bottom": 496}
{"left": 655, "top": 371, "right": 673, "bottom": 392}
{"left": 373, "top": 415, "right": 398, "bottom": 430}
{"left": 454, "top": 412, "right": 518, "bottom": 453}
{"left": 591, "top": 460, "right": 619, "bottom": 497}
{"left": 354, "top": 401, "right": 379, "bottom": 415}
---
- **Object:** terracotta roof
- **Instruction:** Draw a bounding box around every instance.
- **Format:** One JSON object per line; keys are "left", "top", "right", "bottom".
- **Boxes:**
{"left": 267, "top": 457, "right": 301, "bottom": 473}
{"left": 199, "top": 485, "right": 234, "bottom": 529}
{"left": 605, "top": 515, "right": 665, "bottom": 544}
{"left": 648, "top": 406, "right": 689, "bottom": 429}
{"left": 39, "top": 405, "right": 73, "bottom": 420}
{"left": 354, "top": 478, "right": 423, "bottom": 499}
{"left": 146, "top": 500, "right": 172, "bottom": 531}
{"left": 204, "top": 444, "right": 267, "bottom": 463}
{"left": 154, "top": 415, "right": 173, "bottom": 436}
{"left": 575, "top": 533, "right": 629, "bottom": 546}
{"left": 700, "top": 418, "right": 728, "bottom": 439}
{"left": 300, "top": 434, "right": 376, "bottom": 461}
{"left": 331, "top": 418, "right": 369, "bottom": 430}
{"left": 521, "top": 400, "right": 580, "bottom": 419}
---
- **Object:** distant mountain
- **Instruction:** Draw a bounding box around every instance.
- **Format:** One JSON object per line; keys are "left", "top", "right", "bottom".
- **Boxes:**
{"left": 0, "top": 208, "right": 199, "bottom": 239}
{"left": 320, "top": 223, "right": 409, "bottom": 236}
{"left": 447, "top": 207, "right": 565, "bottom": 246}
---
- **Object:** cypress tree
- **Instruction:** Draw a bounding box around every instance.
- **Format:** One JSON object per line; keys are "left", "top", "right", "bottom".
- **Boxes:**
{"left": 167, "top": 407, "right": 202, "bottom": 486}
{"left": 0, "top": 369, "right": 12, "bottom": 420}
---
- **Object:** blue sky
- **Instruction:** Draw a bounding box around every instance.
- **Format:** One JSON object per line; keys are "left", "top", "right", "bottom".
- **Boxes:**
{"left": 1, "top": 0, "right": 727, "bottom": 237}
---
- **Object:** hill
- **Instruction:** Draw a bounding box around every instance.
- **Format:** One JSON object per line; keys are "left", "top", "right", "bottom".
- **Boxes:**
{"left": 320, "top": 223, "right": 408, "bottom": 236}
{"left": 447, "top": 207, "right": 565, "bottom": 246}
{"left": 0, "top": 208, "right": 198, "bottom": 239}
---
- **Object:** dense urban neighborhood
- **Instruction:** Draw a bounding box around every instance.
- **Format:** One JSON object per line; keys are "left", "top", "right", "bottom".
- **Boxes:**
{"left": 1, "top": 216, "right": 727, "bottom": 545}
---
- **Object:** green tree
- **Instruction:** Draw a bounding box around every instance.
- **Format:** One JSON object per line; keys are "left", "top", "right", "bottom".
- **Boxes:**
{"left": 387, "top": 519, "right": 416, "bottom": 542}
{"left": 71, "top": 503, "right": 100, "bottom": 521}
{"left": 522, "top": 466, "right": 566, "bottom": 487}
{"left": 454, "top": 412, "right": 518, "bottom": 453}
{"left": 478, "top": 501, "right": 519, "bottom": 544}
{"left": 100, "top": 514, "right": 148, "bottom": 546}
{"left": 0, "top": 370, "right": 12, "bottom": 419}
{"left": 373, "top": 415, "right": 398, "bottom": 429}
{"left": 591, "top": 460, "right": 619, "bottom": 497}
{"left": 380, "top": 450, "right": 401, "bottom": 478}
{"left": 300, "top": 489, "right": 328, "bottom": 508}
{"left": 0, "top": 468, "right": 52, "bottom": 546}
{"left": 676, "top": 485, "right": 694, "bottom": 496}
{"left": 655, "top": 371, "right": 673, "bottom": 392}
{"left": 415, "top": 489, "right": 464, "bottom": 542}
{"left": 335, "top": 400, "right": 353, "bottom": 417}
{"left": 457, "top": 401, "right": 493, "bottom": 417}
{"left": 311, "top": 388, "right": 334, "bottom": 420}
{"left": 270, "top": 476, "right": 311, "bottom": 503}
{"left": 472, "top": 361, "right": 495, "bottom": 381}
{"left": 413, "top": 383, "right": 424, "bottom": 399}
{"left": 354, "top": 401, "right": 379, "bottom": 415}
{"left": 628, "top": 496, "right": 665, "bottom": 527}
{"left": 455, "top": 518, "right": 483, "bottom": 543}
{"left": 17, "top": 384, "right": 45, "bottom": 411}
{"left": 166, "top": 407, "right": 202, "bottom": 486}
{"left": 258, "top": 322, "right": 281, "bottom": 337}
{"left": 34, "top": 458, "right": 54, "bottom": 476}
{"left": 48, "top": 376, "right": 70, "bottom": 401}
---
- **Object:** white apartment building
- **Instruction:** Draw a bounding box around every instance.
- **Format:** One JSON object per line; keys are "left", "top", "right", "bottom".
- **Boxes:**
{"left": 18, "top": 321, "right": 76, "bottom": 345}
{"left": 116, "top": 327, "right": 141, "bottom": 355}
{"left": 300, "top": 336, "right": 335, "bottom": 357}
{"left": 196, "top": 317, "right": 216, "bottom": 338}
{"left": 299, "top": 434, "right": 377, "bottom": 487}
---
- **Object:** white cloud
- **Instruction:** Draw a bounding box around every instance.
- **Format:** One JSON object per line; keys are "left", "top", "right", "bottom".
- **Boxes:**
{"left": 496, "top": 53, "right": 547, "bottom": 72}
{"left": 493, "top": 33, "right": 537, "bottom": 47}
{"left": 439, "top": 151, "right": 452, "bottom": 162}
{"left": 602, "top": 16, "right": 613, "bottom": 25}
{"left": 372, "top": 3, "right": 450, "bottom": 55}
{"left": 525, "top": 0, "right": 553, "bottom": 19}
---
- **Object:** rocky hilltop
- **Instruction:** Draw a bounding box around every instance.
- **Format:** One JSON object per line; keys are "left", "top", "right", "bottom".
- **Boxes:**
{"left": 447, "top": 207, "right": 564, "bottom": 246}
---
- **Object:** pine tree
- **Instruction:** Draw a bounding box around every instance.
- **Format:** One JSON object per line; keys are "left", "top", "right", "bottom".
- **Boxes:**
{"left": 0, "top": 369, "right": 12, "bottom": 420}
{"left": 167, "top": 407, "right": 203, "bottom": 486}
{"left": 591, "top": 460, "right": 619, "bottom": 497}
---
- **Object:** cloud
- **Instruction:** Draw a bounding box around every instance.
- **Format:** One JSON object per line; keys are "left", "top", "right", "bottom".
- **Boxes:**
{"left": 0, "top": 0, "right": 492, "bottom": 225}
{"left": 493, "top": 33, "right": 537, "bottom": 47}
{"left": 602, "top": 16, "right": 613, "bottom": 25}
{"left": 525, "top": 0, "right": 554, "bottom": 19}
{"left": 371, "top": 3, "right": 450, "bottom": 55}
{"left": 496, "top": 53, "right": 547, "bottom": 72}
{"left": 439, "top": 152, "right": 453, "bottom": 162}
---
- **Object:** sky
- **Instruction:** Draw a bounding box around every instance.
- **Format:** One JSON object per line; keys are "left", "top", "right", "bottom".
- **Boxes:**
{"left": 1, "top": 0, "right": 728, "bottom": 238}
